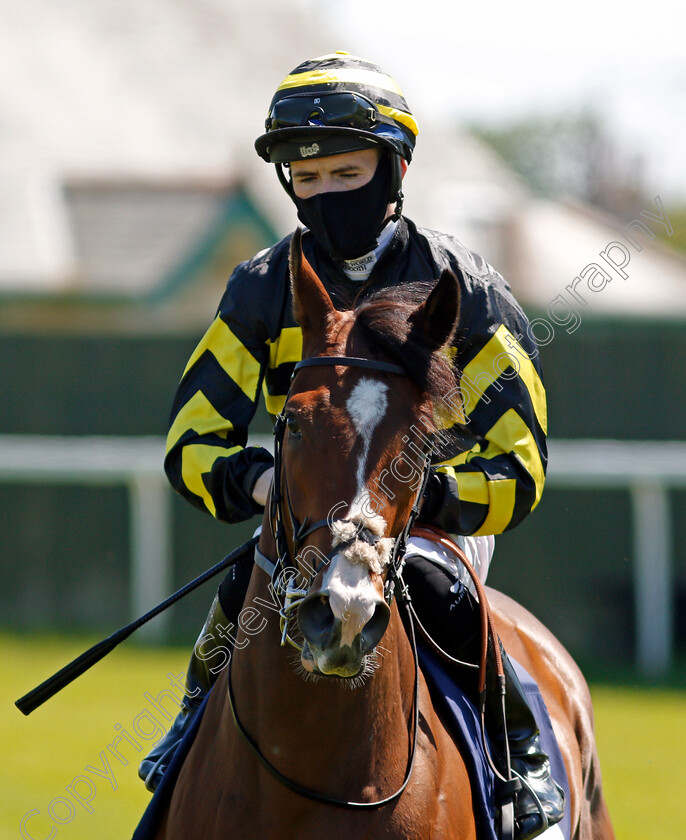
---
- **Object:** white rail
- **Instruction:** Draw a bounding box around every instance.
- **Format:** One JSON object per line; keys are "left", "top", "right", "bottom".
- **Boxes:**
{"left": 1, "top": 435, "right": 684, "bottom": 674}
{"left": 547, "top": 439, "right": 686, "bottom": 679}
{"left": 0, "top": 436, "right": 171, "bottom": 641}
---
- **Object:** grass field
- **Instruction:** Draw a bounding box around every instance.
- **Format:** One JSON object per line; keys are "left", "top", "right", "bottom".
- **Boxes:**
{"left": 2, "top": 631, "right": 685, "bottom": 839}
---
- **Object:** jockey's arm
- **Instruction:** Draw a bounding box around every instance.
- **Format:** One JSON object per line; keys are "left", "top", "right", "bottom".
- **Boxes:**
{"left": 163, "top": 260, "right": 277, "bottom": 524}
{"left": 420, "top": 279, "right": 547, "bottom": 537}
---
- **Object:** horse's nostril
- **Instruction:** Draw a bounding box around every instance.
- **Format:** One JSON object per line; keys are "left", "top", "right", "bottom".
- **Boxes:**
{"left": 360, "top": 601, "right": 391, "bottom": 654}
{"left": 298, "top": 592, "right": 336, "bottom": 649}
{"left": 298, "top": 592, "right": 390, "bottom": 655}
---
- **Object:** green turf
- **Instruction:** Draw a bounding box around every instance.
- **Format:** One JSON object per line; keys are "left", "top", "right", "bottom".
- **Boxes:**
{"left": 591, "top": 684, "right": 686, "bottom": 840}
{"left": 2, "top": 631, "right": 685, "bottom": 839}
{"left": 2, "top": 632, "right": 187, "bottom": 840}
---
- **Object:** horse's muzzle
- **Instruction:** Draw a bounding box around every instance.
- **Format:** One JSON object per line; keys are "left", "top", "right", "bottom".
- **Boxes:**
{"left": 297, "top": 590, "right": 390, "bottom": 677}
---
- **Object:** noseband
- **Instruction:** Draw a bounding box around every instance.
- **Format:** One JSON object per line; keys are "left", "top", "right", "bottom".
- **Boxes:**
{"left": 256, "top": 354, "right": 434, "bottom": 651}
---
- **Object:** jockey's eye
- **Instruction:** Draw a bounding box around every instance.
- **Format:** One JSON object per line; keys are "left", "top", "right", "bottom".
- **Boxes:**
{"left": 285, "top": 414, "right": 302, "bottom": 438}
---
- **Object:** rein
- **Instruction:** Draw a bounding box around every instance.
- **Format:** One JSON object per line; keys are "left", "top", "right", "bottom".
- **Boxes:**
{"left": 228, "top": 352, "right": 428, "bottom": 810}
{"left": 226, "top": 596, "right": 420, "bottom": 810}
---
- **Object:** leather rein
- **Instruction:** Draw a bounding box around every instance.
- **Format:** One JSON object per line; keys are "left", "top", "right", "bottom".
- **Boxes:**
{"left": 227, "top": 353, "right": 432, "bottom": 810}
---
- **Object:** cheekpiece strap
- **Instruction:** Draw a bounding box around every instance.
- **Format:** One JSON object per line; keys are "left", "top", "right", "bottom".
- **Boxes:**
{"left": 385, "top": 449, "right": 434, "bottom": 603}
{"left": 254, "top": 545, "right": 277, "bottom": 578}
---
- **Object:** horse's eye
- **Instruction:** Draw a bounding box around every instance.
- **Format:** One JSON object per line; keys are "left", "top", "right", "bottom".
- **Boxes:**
{"left": 286, "top": 415, "right": 302, "bottom": 437}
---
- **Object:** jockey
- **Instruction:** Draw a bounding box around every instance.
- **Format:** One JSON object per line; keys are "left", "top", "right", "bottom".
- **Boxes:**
{"left": 139, "top": 52, "right": 564, "bottom": 839}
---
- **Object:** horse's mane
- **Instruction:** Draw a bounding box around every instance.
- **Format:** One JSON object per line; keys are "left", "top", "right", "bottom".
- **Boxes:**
{"left": 352, "top": 281, "right": 460, "bottom": 407}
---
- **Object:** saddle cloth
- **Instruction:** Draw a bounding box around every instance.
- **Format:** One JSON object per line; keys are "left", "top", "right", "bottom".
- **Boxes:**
{"left": 132, "top": 647, "right": 570, "bottom": 840}
{"left": 418, "top": 642, "right": 570, "bottom": 840}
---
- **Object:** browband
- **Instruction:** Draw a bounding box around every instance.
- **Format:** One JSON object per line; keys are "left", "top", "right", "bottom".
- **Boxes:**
{"left": 293, "top": 356, "right": 405, "bottom": 377}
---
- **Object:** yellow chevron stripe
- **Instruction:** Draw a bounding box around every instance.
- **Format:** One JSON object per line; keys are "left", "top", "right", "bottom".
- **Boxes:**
{"left": 166, "top": 390, "right": 231, "bottom": 453}
{"left": 435, "top": 461, "right": 515, "bottom": 533}
{"left": 434, "top": 407, "right": 544, "bottom": 532}
{"left": 183, "top": 316, "right": 261, "bottom": 403}
{"left": 263, "top": 390, "right": 286, "bottom": 416}
{"left": 484, "top": 408, "right": 545, "bottom": 507}
{"left": 454, "top": 470, "right": 490, "bottom": 506}
{"left": 461, "top": 325, "right": 547, "bottom": 433}
{"left": 435, "top": 464, "right": 491, "bottom": 506}
{"left": 375, "top": 103, "right": 419, "bottom": 137}
{"left": 434, "top": 393, "right": 465, "bottom": 431}
{"left": 181, "top": 443, "right": 242, "bottom": 518}
{"left": 278, "top": 66, "right": 404, "bottom": 96}
{"left": 267, "top": 326, "right": 303, "bottom": 368}
{"left": 262, "top": 327, "right": 303, "bottom": 416}
{"left": 473, "top": 479, "right": 517, "bottom": 536}
{"left": 437, "top": 448, "right": 472, "bottom": 468}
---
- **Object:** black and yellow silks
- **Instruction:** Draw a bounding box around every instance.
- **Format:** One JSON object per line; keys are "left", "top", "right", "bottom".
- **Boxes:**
{"left": 164, "top": 218, "right": 547, "bottom": 538}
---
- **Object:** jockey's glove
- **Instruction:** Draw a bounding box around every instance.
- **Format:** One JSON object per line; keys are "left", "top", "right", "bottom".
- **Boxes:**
{"left": 419, "top": 468, "right": 445, "bottom": 521}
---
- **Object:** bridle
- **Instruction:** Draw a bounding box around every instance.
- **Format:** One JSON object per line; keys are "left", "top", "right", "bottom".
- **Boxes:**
{"left": 229, "top": 352, "right": 433, "bottom": 810}
{"left": 229, "top": 352, "right": 515, "bottom": 819}
{"left": 254, "top": 354, "right": 434, "bottom": 651}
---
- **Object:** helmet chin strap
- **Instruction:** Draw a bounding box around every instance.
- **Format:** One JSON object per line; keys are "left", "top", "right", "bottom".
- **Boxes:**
{"left": 276, "top": 162, "right": 296, "bottom": 198}
{"left": 389, "top": 153, "right": 404, "bottom": 219}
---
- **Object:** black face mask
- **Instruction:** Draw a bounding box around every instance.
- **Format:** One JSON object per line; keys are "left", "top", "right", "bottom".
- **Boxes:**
{"left": 291, "top": 152, "right": 393, "bottom": 261}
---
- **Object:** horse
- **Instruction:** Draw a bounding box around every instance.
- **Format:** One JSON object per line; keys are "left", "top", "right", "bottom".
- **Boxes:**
{"left": 152, "top": 231, "right": 614, "bottom": 839}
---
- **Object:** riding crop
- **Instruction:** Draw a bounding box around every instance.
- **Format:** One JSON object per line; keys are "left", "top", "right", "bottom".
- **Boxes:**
{"left": 15, "top": 536, "right": 259, "bottom": 716}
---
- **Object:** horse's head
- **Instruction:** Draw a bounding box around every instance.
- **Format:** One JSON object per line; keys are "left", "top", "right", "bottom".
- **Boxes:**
{"left": 274, "top": 229, "right": 462, "bottom": 679}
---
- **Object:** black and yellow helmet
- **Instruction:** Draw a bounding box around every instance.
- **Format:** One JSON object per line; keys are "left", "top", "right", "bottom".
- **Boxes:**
{"left": 254, "top": 52, "right": 418, "bottom": 165}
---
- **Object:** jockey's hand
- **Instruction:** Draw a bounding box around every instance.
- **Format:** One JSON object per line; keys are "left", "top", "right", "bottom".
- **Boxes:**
{"left": 252, "top": 466, "right": 274, "bottom": 507}
{"left": 419, "top": 468, "right": 444, "bottom": 521}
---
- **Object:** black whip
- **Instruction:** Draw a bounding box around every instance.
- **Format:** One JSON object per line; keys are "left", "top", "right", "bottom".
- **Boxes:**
{"left": 15, "top": 536, "right": 258, "bottom": 716}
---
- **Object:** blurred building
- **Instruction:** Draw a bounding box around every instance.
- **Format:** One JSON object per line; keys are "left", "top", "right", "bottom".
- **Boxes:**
{"left": 3, "top": 0, "right": 685, "bottom": 327}
{"left": 1, "top": 0, "right": 685, "bottom": 668}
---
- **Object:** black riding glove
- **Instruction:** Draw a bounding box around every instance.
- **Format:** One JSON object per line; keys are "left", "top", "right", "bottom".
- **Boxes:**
{"left": 419, "top": 468, "right": 464, "bottom": 534}
{"left": 419, "top": 468, "right": 446, "bottom": 522}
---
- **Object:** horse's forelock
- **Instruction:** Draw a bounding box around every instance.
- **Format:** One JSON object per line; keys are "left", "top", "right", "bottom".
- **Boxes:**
{"left": 352, "top": 283, "right": 460, "bottom": 408}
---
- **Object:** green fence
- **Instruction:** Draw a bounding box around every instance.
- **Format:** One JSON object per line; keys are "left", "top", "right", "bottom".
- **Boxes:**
{"left": 1, "top": 322, "right": 684, "bottom": 671}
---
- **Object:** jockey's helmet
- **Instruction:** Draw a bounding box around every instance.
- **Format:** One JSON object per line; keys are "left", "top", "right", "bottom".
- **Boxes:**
{"left": 254, "top": 52, "right": 418, "bottom": 208}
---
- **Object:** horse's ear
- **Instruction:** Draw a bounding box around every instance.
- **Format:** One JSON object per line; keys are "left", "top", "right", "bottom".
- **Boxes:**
{"left": 410, "top": 270, "right": 460, "bottom": 348}
{"left": 289, "top": 228, "right": 337, "bottom": 332}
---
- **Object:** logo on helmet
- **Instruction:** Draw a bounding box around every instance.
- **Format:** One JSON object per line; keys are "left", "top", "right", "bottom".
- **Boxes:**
{"left": 299, "top": 143, "right": 320, "bottom": 158}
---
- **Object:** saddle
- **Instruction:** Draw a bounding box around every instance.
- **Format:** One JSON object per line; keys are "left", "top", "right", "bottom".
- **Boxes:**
{"left": 419, "top": 644, "right": 569, "bottom": 840}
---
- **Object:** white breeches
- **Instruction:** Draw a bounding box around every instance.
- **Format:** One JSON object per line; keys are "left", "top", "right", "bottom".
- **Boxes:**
{"left": 405, "top": 534, "right": 495, "bottom": 598}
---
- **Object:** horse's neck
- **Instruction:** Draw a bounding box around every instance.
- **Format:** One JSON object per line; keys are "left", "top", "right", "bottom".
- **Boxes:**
{"left": 229, "top": 565, "right": 415, "bottom": 789}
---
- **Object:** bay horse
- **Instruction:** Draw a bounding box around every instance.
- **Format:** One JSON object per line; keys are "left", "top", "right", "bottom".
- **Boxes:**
{"left": 152, "top": 231, "right": 614, "bottom": 839}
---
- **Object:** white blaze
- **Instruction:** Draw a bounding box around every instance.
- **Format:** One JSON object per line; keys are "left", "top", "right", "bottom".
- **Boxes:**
{"left": 318, "top": 378, "right": 390, "bottom": 647}
{"left": 321, "top": 558, "right": 379, "bottom": 647}
{"left": 346, "top": 377, "right": 388, "bottom": 495}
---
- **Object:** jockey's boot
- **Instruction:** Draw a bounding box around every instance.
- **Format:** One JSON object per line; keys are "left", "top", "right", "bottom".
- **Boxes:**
{"left": 485, "top": 640, "right": 565, "bottom": 840}
{"left": 401, "top": 555, "right": 563, "bottom": 840}
{"left": 138, "top": 594, "right": 228, "bottom": 792}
